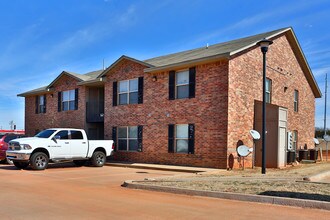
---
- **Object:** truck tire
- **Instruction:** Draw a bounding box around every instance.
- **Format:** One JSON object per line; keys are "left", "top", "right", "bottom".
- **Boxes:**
{"left": 6, "top": 158, "right": 14, "bottom": 165}
{"left": 13, "top": 161, "right": 29, "bottom": 169}
{"left": 90, "top": 151, "right": 106, "bottom": 167}
{"left": 73, "top": 160, "right": 87, "bottom": 166}
{"left": 30, "top": 152, "right": 49, "bottom": 170}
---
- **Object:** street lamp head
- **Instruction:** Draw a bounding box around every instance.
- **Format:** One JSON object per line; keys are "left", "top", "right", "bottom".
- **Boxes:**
{"left": 257, "top": 38, "right": 273, "bottom": 53}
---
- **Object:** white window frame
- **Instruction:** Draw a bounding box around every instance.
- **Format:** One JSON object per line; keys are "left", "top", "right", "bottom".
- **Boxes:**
{"left": 175, "top": 124, "right": 189, "bottom": 153}
{"left": 62, "top": 89, "right": 75, "bottom": 111}
{"left": 265, "top": 78, "right": 272, "bottom": 103}
{"left": 294, "top": 90, "right": 299, "bottom": 112}
{"left": 117, "top": 126, "right": 138, "bottom": 152}
{"left": 39, "top": 95, "right": 45, "bottom": 113}
{"left": 175, "top": 70, "right": 189, "bottom": 99}
{"left": 118, "top": 78, "right": 138, "bottom": 105}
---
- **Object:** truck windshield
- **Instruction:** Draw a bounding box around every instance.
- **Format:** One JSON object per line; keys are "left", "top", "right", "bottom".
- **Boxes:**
{"left": 35, "top": 129, "right": 57, "bottom": 138}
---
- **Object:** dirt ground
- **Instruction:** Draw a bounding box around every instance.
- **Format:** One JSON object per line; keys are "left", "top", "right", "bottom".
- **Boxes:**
{"left": 140, "top": 162, "right": 330, "bottom": 202}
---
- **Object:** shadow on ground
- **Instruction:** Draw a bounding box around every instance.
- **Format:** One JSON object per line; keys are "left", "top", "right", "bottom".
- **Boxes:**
{"left": 259, "top": 191, "right": 330, "bottom": 202}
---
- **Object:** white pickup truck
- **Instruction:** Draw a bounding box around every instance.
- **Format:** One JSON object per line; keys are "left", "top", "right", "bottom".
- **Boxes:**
{"left": 6, "top": 128, "right": 114, "bottom": 170}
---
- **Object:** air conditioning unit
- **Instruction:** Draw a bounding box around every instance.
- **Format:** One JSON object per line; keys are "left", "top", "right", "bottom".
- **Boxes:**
{"left": 287, "top": 131, "right": 293, "bottom": 151}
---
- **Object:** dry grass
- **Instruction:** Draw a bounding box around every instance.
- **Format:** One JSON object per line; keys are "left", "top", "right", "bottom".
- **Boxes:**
{"left": 140, "top": 162, "right": 330, "bottom": 201}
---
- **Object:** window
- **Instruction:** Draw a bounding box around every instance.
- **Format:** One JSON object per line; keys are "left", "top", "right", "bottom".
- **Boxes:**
{"left": 169, "top": 67, "right": 196, "bottom": 100}
{"left": 176, "top": 71, "right": 189, "bottom": 99}
{"left": 36, "top": 95, "right": 46, "bottom": 114}
{"left": 118, "top": 126, "right": 138, "bottom": 151}
{"left": 62, "top": 90, "right": 75, "bottom": 111}
{"left": 175, "top": 124, "right": 189, "bottom": 153}
{"left": 118, "top": 79, "right": 138, "bottom": 105}
{"left": 294, "top": 90, "right": 299, "bottom": 112}
{"left": 292, "top": 130, "right": 298, "bottom": 150}
{"left": 71, "top": 130, "right": 83, "bottom": 139}
{"left": 4, "top": 135, "right": 18, "bottom": 143}
{"left": 54, "top": 130, "right": 69, "bottom": 140}
{"left": 168, "top": 124, "right": 195, "bottom": 154}
{"left": 265, "top": 78, "right": 272, "bottom": 103}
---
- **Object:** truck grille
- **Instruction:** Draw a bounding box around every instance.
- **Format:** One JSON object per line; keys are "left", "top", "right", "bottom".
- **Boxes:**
{"left": 9, "top": 142, "right": 21, "bottom": 150}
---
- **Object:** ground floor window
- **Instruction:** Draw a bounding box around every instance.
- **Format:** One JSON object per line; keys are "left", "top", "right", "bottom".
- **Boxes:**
{"left": 116, "top": 126, "right": 143, "bottom": 152}
{"left": 292, "top": 130, "right": 298, "bottom": 150}
{"left": 168, "top": 124, "right": 194, "bottom": 154}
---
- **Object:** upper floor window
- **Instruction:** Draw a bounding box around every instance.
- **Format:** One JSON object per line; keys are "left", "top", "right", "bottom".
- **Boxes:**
{"left": 62, "top": 90, "right": 75, "bottom": 111}
{"left": 176, "top": 71, "right": 189, "bottom": 99}
{"left": 294, "top": 90, "right": 299, "bottom": 112}
{"left": 265, "top": 78, "right": 272, "bottom": 103}
{"left": 58, "top": 89, "right": 78, "bottom": 112}
{"left": 35, "top": 95, "right": 46, "bottom": 114}
{"left": 113, "top": 77, "right": 143, "bottom": 106}
{"left": 169, "top": 67, "right": 196, "bottom": 100}
{"left": 118, "top": 79, "right": 138, "bottom": 105}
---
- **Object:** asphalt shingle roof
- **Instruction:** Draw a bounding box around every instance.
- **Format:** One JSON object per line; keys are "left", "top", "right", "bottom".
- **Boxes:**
{"left": 144, "top": 28, "right": 288, "bottom": 67}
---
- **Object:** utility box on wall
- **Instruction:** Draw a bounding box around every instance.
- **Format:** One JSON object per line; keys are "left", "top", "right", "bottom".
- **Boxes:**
{"left": 254, "top": 100, "right": 288, "bottom": 168}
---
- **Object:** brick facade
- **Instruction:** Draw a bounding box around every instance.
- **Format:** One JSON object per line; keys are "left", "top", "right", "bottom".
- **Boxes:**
{"left": 22, "top": 29, "right": 319, "bottom": 169}
{"left": 25, "top": 74, "right": 86, "bottom": 136}
{"left": 104, "top": 59, "right": 229, "bottom": 168}
{"left": 228, "top": 34, "right": 315, "bottom": 168}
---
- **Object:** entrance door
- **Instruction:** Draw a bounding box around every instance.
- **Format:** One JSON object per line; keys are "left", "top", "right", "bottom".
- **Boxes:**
{"left": 278, "top": 108, "right": 288, "bottom": 167}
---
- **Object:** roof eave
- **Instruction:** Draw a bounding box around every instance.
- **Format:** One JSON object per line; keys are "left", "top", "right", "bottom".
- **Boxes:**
{"left": 287, "top": 29, "right": 322, "bottom": 98}
{"left": 144, "top": 53, "right": 230, "bottom": 73}
{"left": 17, "top": 88, "right": 53, "bottom": 97}
{"left": 77, "top": 77, "right": 106, "bottom": 86}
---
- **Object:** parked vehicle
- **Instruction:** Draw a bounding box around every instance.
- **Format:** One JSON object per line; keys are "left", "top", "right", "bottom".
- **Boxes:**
{"left": 6, "top": 128, "right": 114, "bottom": 170}
{"left": 0, "top": 133, "right": 26, "bottom": 164}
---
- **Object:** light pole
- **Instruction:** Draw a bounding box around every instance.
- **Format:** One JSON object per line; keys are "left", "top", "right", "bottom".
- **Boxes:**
{"left": 257, "top": 38, "right": 273, "bottom": 174}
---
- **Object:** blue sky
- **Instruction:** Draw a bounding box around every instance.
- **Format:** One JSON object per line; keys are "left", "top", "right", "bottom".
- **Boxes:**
{"left": 0, "top": 0, "right": 329, "bottom": 130}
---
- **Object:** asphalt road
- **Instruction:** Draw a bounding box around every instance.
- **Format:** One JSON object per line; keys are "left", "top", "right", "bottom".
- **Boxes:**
{"left": 0, "top": 163, "right": 328, "bottom": 219}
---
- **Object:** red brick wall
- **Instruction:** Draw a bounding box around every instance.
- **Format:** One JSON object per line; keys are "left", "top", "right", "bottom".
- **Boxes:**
{"left": 25, "top": 74, "right": 86, "bottom": 136}
{"left": 228, "top": 34, "right": 316, "bottom": 168}
{"left": 22, "top": 34, "right": 317, "bottom": 169}
{"left": 104, "top": 59, "right": 229, "bottom": 168}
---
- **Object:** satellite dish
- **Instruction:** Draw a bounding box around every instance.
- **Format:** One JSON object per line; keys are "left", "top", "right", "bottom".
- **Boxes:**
{"left": 313, "top": 138, "right": 319, "bottom": 145}
{"left": 250, "top": 130, "right": 260, "bottom": 140}
{"left": 324, "top": 135, "right": 330, "bottom": 142}
{"left": 237, "top": 145, "right": 251, "bottom": 157}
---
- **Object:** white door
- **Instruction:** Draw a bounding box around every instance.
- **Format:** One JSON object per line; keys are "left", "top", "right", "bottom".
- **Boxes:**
{"left": 70, "top": 130, "right": 88, "bottom": 158}
{"left": 278, "top": 108, "right": 288, "bottom": 167}
{"left": 278, "top": 127, "right": 286, "bottom": 167}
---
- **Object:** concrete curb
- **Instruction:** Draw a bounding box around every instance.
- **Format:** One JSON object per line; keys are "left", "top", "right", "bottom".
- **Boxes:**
{"left": 105, "top": 163, "right": 210, "bottom": 173}
{"left": 122, "top": 180, "right": 330, "bottom": 211}
{"left": 303, "top": 170, "right": 330, "bottom": 182}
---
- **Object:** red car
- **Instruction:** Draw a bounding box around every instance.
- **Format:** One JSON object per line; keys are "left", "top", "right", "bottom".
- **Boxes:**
{"left": 0, "top": 134, "right": 25, "bottom": 164}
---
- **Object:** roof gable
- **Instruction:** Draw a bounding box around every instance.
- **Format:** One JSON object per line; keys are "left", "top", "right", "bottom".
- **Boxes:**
{"left": 98, "top": 55, "right": 154, "bottom": 77}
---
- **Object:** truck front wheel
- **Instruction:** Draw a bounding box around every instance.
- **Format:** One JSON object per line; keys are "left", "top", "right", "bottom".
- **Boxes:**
{"left": 30, "top": 152, "right": 49, "bottom": 170}
{"left": 90, "top": 151, "right": 106, "bottom": 167}
{"left": 13, "top": 161, "right": 29, "bottom": 169}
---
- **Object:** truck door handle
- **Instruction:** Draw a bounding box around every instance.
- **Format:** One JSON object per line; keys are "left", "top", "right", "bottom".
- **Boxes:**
{"left": 82, "top": 142, "right": 86, "bottom": 144}
{"left": 65, "top": 142, "right": 69, "bottom": 144}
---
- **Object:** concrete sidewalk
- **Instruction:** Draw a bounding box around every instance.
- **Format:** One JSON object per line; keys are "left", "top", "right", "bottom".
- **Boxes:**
{"left": 105, "top": 161, "right": 221, "bottom": 173}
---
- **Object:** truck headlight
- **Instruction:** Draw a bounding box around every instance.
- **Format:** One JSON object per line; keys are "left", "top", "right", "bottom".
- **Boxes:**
{"left": 20, "top": 144, "right": 32, "bottom": 150}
